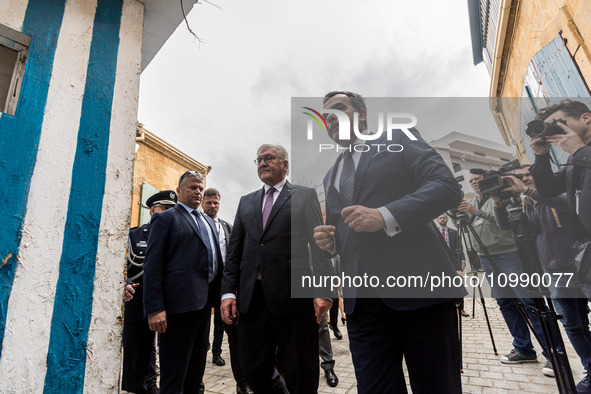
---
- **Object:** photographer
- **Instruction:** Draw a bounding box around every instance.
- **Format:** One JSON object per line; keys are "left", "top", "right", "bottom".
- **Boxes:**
{"left": 528, "top": 100, "right": 591, "bottom": 276}
{"left": 526, "top": 100, "right": 591, "bottom": 392}
{"left": 456, "top": 173, "right": 552, "bottom": 372}
{"left": 493, "top": 166, "right": 591, "bottom": 387}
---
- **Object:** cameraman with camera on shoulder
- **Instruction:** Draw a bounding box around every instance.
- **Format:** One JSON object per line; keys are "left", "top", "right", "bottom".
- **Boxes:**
{"left": 456, "top": 171, "right": 554, "bottom": 374}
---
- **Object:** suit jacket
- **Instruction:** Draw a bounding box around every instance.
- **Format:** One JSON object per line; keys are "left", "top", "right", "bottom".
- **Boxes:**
{"left": 218, "top": 218, "right": 232, "bottom": 260}
{"left": 323, "top": 130, "right": 467, "bottom": 314}
{"left": 221, "top": 181, "right": 332, "bottom": 317}
{"left": 531, "top": 146, "right": 591, "bottom": 241}
{"left": 143, "top": 204, "right": 223, "bottom": 317}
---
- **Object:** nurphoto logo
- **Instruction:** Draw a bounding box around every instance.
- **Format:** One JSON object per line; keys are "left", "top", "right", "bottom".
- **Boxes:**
{"left": 302, "top": 106, "right": 418, "bottom": 152}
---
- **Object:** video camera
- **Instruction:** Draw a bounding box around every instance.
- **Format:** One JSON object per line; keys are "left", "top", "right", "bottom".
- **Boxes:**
{"left": 525, "top": 118, "right": 566, "bottom": 141}
{"left": 470, "top": 159, "right": 521, "bottom": 199}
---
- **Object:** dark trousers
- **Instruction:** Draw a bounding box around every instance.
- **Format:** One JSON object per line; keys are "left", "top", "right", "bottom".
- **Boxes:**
{"left": 329, "top": 297, "right": 340, "bottom": 327}
{"left": 224, "top": 320, "right": 249, "bottom": 388}
{"left": 122, "top": 319, "right": 157, "bottom": 393}
{"left": 347, "top": 298, "right": 462, "bottom": 394}
{"left": 159, "top": 308, "right": 211, "bottom": 393}
{"left": 212, "top": 306, "right": 224, "bottom": 357}
{"left": 236, "top": 281, "right": 319, "bottom": 394}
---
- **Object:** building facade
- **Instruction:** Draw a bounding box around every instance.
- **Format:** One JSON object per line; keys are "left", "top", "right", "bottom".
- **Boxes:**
{"left": 132, "top": 124, "right": 210, "bottom": 226}
{"left": 469, "top": 0, "right": 591, "bottom": 164}
{"left": 0, "top": 0, "right": 201, "bottom": 391}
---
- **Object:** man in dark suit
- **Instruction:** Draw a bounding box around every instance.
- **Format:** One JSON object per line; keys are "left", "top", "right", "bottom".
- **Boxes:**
{"left": 314, "top": 91, "right": 467, "bottom": 393}
{"left": 436, "top": 214, "right": 465, "bottom": 272}
{"left": 202, "top": 188, "right": 252, "bottom": 394}
{"left": 143, "top": 170, "right": 222, "bottom": 393}
{"left": 221, "top": 144, "right": 333, "bottom": 393}
{"left": 122, "top": 189, "right": 176, "bottom": 394}
{"left": 436, "top": 213, "right": 468, "bottom": 316}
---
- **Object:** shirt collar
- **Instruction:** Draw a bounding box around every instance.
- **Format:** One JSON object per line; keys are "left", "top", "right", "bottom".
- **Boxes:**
{"left": 263, "top": 178, "right": 287, "bottom": 194}
{"left": 178, "top": 201, "right": 198, "bottom": 214}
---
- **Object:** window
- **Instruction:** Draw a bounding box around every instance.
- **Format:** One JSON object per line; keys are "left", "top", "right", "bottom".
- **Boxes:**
{"left": 0, "top": 24, "right": 30, "bottom": 115}
{"left": 521, "top": 34, "right": 591, "bottom": 168}
{"left": 139, "top": 182, "right": 159, "bottom": 226}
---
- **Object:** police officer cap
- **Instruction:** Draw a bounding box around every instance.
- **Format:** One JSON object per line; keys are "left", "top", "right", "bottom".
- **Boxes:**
{"left": 146, "top": 190, "right": 177, "bottom": 208}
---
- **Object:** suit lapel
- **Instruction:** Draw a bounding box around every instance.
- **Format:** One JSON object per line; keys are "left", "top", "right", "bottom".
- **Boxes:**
{"left": 253, "top": 187, "right": 265, "bottom": 233}
{"left": 176, "top": 204, "right": 202, "bottom": 240}
{"left": 221, "top": 220, "right": 230, "bottom": 242}
{"left": 327, "top": 154, "right": 347, "bottom": 209}
{"left": 203, "top": 214, "right": 219, "bottom": 244}
{"left": 352, "top": 143, "right": 377, "bottom": 204}
{"left": 262, "top": 181, "right": 292, "bottom": 235}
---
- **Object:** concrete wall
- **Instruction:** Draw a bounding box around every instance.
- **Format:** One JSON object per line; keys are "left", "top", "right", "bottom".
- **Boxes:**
{"left": 0, "top": 0, "right": 143, "bottom": 391}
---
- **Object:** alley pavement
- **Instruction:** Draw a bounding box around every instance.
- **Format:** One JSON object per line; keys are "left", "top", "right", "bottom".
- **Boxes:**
{"left": 199, "top": 298, "right": 585, "bottom": 393}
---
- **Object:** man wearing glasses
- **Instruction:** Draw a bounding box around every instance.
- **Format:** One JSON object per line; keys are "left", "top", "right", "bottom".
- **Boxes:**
{"left": 143, "top": 171, "right": 223, "bottom": 393}
{"left": 221, "top": 144, "right": 333, "bottom": 393}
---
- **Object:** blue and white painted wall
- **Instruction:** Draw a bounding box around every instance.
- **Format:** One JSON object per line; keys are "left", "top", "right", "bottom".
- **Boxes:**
{"left": 0, "top": 0, "right": 144, "bottom": 391}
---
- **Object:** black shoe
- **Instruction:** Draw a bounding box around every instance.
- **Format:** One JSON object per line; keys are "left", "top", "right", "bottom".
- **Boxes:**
{"left": 325, "top": 369, "right": 339, "bottom": 387}
{"left": 146, "top": 387, "right": 160, "bottom": 394}
{"left": 212, "top": 354, "right": 226, "bottom": 366}
{"left": 237, "top": 384, "right": 254, "bottom": 394}
{"left": 330, "top": 323, "right": 343, "bottom": 340}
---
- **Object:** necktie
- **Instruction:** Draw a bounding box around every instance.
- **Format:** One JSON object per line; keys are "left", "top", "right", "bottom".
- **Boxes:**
{"left": 262, "top": 187, "right": 276, "bottom": 229}
{"left": 441, "top": 228, "right": 445, "bottom": 241}
{"left": 192, "top": 210, "right": 217, "bottom": 281}
{"left": 340, "top": 150, "right": 355, "bottom": 206}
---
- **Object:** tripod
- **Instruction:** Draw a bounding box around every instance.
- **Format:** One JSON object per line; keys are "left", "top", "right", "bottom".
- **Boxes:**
{"left": 499, "top": 194, "right": 575, "bottom": 393}
{"left": 453, "top": 211, "right": 498, "bottom": 356}
{"left": 456, "top": 194, "right": 575, "bottom": 393}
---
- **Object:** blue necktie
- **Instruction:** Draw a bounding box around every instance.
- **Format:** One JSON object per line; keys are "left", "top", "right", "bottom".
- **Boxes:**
{"left": 340, "top": 150, "right": 355, "bottom": 206}
{"left": 192, "top": 210, "right": 217, "bottom": 282}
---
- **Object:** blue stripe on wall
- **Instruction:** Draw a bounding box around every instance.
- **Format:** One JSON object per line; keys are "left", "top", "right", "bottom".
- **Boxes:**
{"left": 43, "top": 0, "right": 123, "bottom": 391}
{"left": 0, "top": 0, "right": 67, "bottom": 359}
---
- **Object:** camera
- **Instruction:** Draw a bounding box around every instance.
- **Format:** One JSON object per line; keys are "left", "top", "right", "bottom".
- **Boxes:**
{"left": 471, "top": 159, "right": 521, "bottom": 198}
{"left": 525, "top": 118, "right": 566, "bottom": 140}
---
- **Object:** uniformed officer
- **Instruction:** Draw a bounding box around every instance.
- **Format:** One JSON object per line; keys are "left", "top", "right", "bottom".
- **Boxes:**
{"left": 122, "top": 190, "right": 177, "bottom": 394}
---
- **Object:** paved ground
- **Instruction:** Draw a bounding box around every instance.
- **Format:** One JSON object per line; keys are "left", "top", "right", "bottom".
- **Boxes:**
{"left": 198, "top": 298, "right": 585, "bottom": 393}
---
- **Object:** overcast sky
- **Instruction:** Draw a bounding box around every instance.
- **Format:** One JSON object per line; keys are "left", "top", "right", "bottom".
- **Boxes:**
{"left": 137, "top": 0, "right": 500, "bottom": 220}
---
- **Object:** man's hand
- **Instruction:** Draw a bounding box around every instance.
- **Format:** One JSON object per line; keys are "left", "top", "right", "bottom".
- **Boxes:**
{"left": 458, "top": 201, "right": 477, "bottom": 216}
{"left": 341, "top": 206, "right": 385, "bottom": 232}
{"left": 546, "top": 123, "right": 586, "bottom": 154}
{"left": 314, "top": 225, "right": 336, "bottom": 251}
{"left": 148, "top": 310, "right": 167, "bottom": 333}
{"left": 502, "top": 175, "right": 527, "bottom": 194}
{"left": 313, "top": 298, "right": 333, "bottom": 323}
{"left": 124, "top": 283, "right": 138, "bottom": 302}
{"left": 221, "top": 298, "right": 238, "bottom": 325}
{"left": 529, "top": 136, "right": 552, "bottom": 155}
